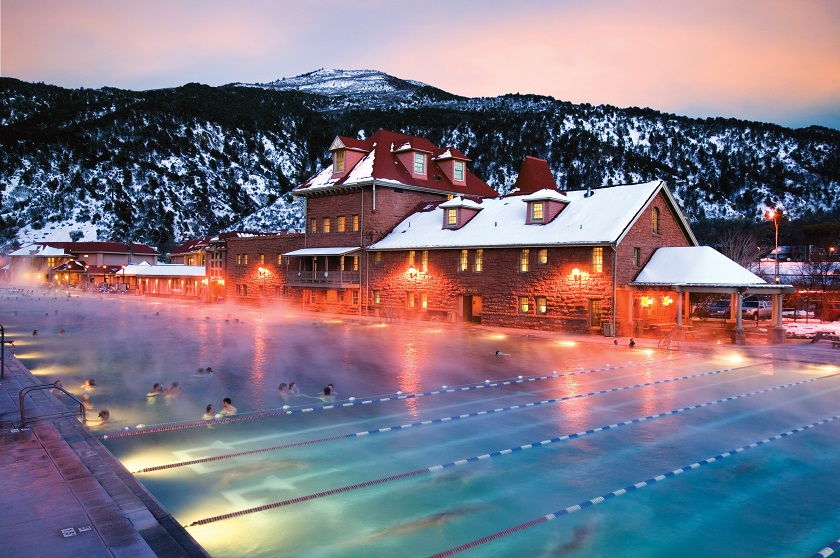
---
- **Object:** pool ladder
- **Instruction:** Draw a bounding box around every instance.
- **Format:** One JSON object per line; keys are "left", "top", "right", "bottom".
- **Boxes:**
{"left": 18, "top": 383, "right": 87, "bottom": 427}
{"left": 657, "top": 327, "right": 681, "bottom": 349}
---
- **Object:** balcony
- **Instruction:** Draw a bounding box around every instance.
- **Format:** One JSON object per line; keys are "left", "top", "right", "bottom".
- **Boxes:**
{"left": 286, "top": 270, "right": 360, "bottom": 288}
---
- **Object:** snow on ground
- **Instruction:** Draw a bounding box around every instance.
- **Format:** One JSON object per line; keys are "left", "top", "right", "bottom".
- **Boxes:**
{"left": 783, "top": 315, "right": 838, "bottom": 338}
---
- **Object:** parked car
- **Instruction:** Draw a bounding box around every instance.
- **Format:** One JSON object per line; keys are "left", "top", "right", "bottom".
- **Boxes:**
{"left": 817, "top": 301, "right": 840, "bottom": 322}
{"left": 701, "top": 299, "right": 731, "bottom": 318}
{"left": 742, "top": 297, "right": 772, "bottom": 320}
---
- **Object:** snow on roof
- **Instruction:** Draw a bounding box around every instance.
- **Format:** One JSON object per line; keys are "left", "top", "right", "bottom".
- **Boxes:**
{"left": 8, "top": 244, "right": 71, "bottom": 257}
{"left": 633, "top": 246, "right": 768, "bottom": 286}
{"left": 122, "top": 263, "right": 206, "bottom": 278}
{"left": 521, "top": 189, "right": 570, "bottom": 203}
{"left": 439, "top": 197, "right": 483, "bottom": 209}
{"left": 371, "top": 180, "right": 665, "bottom": 250}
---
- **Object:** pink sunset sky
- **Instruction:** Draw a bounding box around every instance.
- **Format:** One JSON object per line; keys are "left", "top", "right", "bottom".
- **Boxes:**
{"left": 2, "top": 0, "right": 839, "bottom": 130}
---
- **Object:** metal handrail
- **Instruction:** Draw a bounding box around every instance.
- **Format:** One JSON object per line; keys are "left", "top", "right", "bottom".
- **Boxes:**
{"left": 19, "top": 383, "right": 86, "bottom": 427}
{"left": 658, "top": 327, "right": 681, "bottom": 350}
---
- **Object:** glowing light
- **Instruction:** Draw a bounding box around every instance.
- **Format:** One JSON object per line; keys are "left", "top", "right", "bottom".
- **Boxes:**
{"left": 556, "top": 340, "right": 577, "bottom": 347}
{"left": 571, "top": 267, "right": 581, "bottom": 282}
{"left": 662, "top": 295, "right": 673, "bottom": 306}
{"left": 640, "top": 296, "right": 654, "bottom": 307}
{"left": 407, "top": 265, "right": 417, "bottom": 278}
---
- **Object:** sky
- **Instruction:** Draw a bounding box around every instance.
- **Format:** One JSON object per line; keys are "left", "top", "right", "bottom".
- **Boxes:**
{"left": 2, "top": 0, "right": 839, "bottom": 130}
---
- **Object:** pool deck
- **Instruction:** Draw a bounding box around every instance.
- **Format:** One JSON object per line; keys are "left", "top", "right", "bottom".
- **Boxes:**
{"left": 0, "top": 352, "right": 210, "bottom": 558}
{"left": 0, "top": 321, "right": 837, "bottom": 558}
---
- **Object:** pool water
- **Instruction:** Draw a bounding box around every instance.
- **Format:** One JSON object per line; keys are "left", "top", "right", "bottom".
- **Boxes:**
{"left": 4, "top": 289, "right": 840, "bottom": 557}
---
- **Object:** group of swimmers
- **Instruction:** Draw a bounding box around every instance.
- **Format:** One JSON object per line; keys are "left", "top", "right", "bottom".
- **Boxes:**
{"left": 51, "top": 378, "right": 111, "bottom": 424}
{"left": 203, "top": 398, "right": 237, "bottom": 420}
{"left": 146, "top": 382, "right": 182, "bottom": 397}
{"left": 278, "top": 381, "right": 336, "bottom": 403}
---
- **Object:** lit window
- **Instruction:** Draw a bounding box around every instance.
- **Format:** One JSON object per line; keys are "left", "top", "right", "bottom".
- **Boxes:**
{"left": 460, "top": 250, "right": 468, "bottom": 272}
{"left": 277, "top": 254, "right": 282, "bottom": 265}
{"left": 531, "top": 202, "right": 544, "bottom": 221}
{"left": 536, "top": 296, "right": 547, "bottom": 315}
{"left": 421, "top": 293, "right": 428, "bottom": 309}
{"left": 237, "top": 254, "right": 242, "bottom": 265}
{"left": 591, "top": 247, "right": 603, "bottom": 273}
{"left": 414, "top": 152, "right": 426, "bottom": 174}
{"left": 633, "top": 247, "right": 640, "bottom": 267}
{"left": 519, "top": 296, "right": 529, "bottom": 314}
{"left": 408, "top": 292, "right": 415, "bottom": 308}
{"left": 421, "top": 251, "right": 428, "bottom": 273}
{"left": 243, "top": 254, "right": 248, "bottom": 265}
{"left": 352, "top": 256, "right": 359, "bottom": 271}
{"left": 353, "top": 214, "right": 360, "bottom": 231}
{"left": 475, "top": 249, "right": 483, "bottom": 272}
{"left": 590, "top": 299, "right": 603, "bottom": 327}
{"left": 538, "top": 248, "right": 548, "bottom": 265}
{"left": 454, "top": 160, "right": 464, "bottom": 181}
{"left": 408, "top": 251, "right": 416, "bottom": 267}
{"left": 310, "top": 218, "right": 317, "bottom": 234}
{"left": 340, "top": 256, "right": 346, "bottom": 271}
{"left": 520, "top": 249, "right": 530, "bottom": 272}
{"left": 373, "top": 290, "right": 381, "bottom": 305}
{"left": 323, "top": 218, "right": 331, "bottom": 233}
{"left": 374, "top": 251, "right": 382, "bottom": 266}
{"left": 446, "top": 208, "right": 457, "bottom": 227}
{"left": 338, "top": 216, "right": 346, "bottom": 232}
{"left": 334, "top": 150, "right": 345, "bottom": 173}
{"left": 652, "top": 207, "right": 660, "bottom": 234}
{"left": 259, "top": 254, "right": 265, "bottom": 264}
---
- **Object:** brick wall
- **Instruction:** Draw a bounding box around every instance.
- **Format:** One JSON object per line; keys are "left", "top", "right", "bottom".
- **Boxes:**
{"left": 225, "top": 233, "right": 305, "bottom": 301}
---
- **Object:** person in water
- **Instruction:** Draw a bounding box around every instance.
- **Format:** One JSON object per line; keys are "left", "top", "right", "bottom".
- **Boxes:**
{"left": 81, "top": 378, "right": 96, "bottom": 390}
{"left": 147, "top": 383, "right": 163, "bottom": 396}
{"left": 278, "top": 383, "right": 288, "bottom": 397}
{"left": 220, "top": 397, "right": 237, "bottom": 416}
{"left": 81, "top": 392, "right": 93, "bottom": 410}
{"left": 320, "top": 386, "right": 335, "bottom": 403}
{"left": 288, "top": 382, "right": 299, "bottom": 394}
{"left": 628, "top": 338, "right": 636, "bottom": 348}
{"left": 96, "top": 409, "right": 110, "bottom": 424}
{"left": 164, "top": 382, "right": 182, "bottom": 396}
{"left": 202, "top": 404, "right": 216, "bottom": 420}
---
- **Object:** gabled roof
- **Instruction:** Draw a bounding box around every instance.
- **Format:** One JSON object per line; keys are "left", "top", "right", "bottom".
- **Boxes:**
{"left": 370, "top": 181, "right": 693, "bottom": 250}
{"left": 9, "top": 244, "right": 71, "bottom": 257}
{"left": 633, "top": 247, "right": 768, "bottom": 287}
{"left": 509, "top": 157, "right": 559, "bottom": 196}
{"left": 170, "top": 237, "right": 211, "bottom": 255}
{"left": 36, "top": 241, "right": 159, "bottom": 256}
{"left": 295, "top": 130, "right": 497, "bottom": 199}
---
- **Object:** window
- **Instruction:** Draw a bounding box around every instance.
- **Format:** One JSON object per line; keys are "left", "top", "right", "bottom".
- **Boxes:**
{"left": 352, "top": 290, "right": 359, "bottom": 305}
{"left": 353, "top": 214, "right": 359, "bottom": 232}
{"left": 373, "top": 290, "right": 380, "bottom": 305}
{"left": 338, "top": 290, "right": 345, "bottom": 302}
{"left": 591, "top": 247, "right": 603, "bottom": 273}
{"left": 237, "top": 254, "right": 249, "bottom": 265}
{"left": 421, "top": 293, "right": 428, "bottom": 309}
{"left": 309, "top": 290, "right": 316, "bottom": 304}
{"left": 408, "top": 292, "right": 416, "bottom": 308}
{"left": 277, "top": 254, "right": 283, "bottom": 265}
{"left": 421, "top": 251, "right": 428, "bottom": 273}
{"left": 244, "top": 254, "right": 249, "bottom": 265}
{"left": 536, "top": 296, "right": 547, "bottom": 315}
{"left": 518, "top": 296, "right": 530, "bottom": 314}
{"left": 454, "top": 160, "right": 464, "bottom": 181}
{"left": 531, "top": 201, "right": 544, "bottom": 222}
{"left": 259, "top": 253, "right": 265, "bottom": 265}
{"left": 633, "top": 247, "right": 641, "bottom": 267}
{"left": 408, "top": 251, "right": 416, "bottom": 267}
{"left": 374, "top": 251, "right": 382, "bottom": 266}
{"left": 338, "top": 216, "right": 346, "bottom": 232}
{"left": 460, "top": 249, "right": 468, "bottom": 272}
{"left": 590, "top": 299, "right": 603, "bottom": 327}
{"left": 474, "top": 249, "right": 483, "bottom": 272}
{"left": 520, "top": 249, "right": 530, "bottom": 272}
{"left": 340, "top": 256, "right": 346, "bottom": 271}
{"left": 446, "top": 208, "right": 457, "bottom": 227}
{"left": 323, "top": 217, "right": 331, "bottom": 233}
{"left": 652, "top": 207, "right": 660, "bottom": 235}
{"left": 186, "top": 256, "right": 194, "bottom": 266}
{"left": 414, "top": 152, "right": 426, "bottom": 174}
{"left": 352, "top": 256, "right": 359, "bottom": 271}
{"left": 334, "top": 150, "right": 345, "bottom": 173}
{"left": 310, "top": 218, "right": 317, "bottom": 234}
{"left": 538, "top": 248, "right": 548, "bottom": 265}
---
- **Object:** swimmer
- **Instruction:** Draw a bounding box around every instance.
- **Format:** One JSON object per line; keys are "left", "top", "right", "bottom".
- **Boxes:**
{"left": 495, "top": 350, "right": 510, "bottom": 356}
{"left": 202, "top": 404, "right": 216, "bottom": 420}
{"left": 320, "top": 386, "right": 334, "bottom": 403}
{"left": 81, "top": 393, "right": 93, "bottom": 410}
{"left": 164, "top": 382, "right": 182, "bottom": 397}
{"left": 628, "top": 338, "right": 636, "bottom": 349}
{"left": 205, "top": 367, "right": 213, "bottom": 374}
{"left": 288, "top": 382, "right": 299, "bottom": 394}
{"left": 147, "top": 383, "right": 163, "bottom": 397}
{"left": 278, "top": 383, "right": 288, "bottom": 397}
{"left": 613, "top": 339, "right": 619, "bottom": 346}
{"left": 81, "top": 378, "right": 96, "bottom": 390}
{"left": 220, "top": 397, "right": 237, "bottom": 416}
{"left": 32, "top": 329, "right": 38, "bottom": 336}
{"left": 96, "top": 409, "right": 110, "bottom": 424}
{"left": 326, "top": 383, "right": 336, "bottom": 395}
{"left": 59, "top": 329, "right": 65, "bottom": 335}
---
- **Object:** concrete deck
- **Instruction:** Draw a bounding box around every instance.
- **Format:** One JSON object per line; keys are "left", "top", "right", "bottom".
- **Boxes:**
{"left": 0, "top": 353, "right": 210, "bottom": 558}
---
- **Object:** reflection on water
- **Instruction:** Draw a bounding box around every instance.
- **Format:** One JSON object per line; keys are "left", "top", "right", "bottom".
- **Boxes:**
{"left": 3, "top": 288, "right": 840, "bottom": 558}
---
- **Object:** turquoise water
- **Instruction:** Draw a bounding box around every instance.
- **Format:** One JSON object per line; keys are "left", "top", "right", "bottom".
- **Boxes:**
{"left": 4, "top": 289, "right": 840, "bottom": 557}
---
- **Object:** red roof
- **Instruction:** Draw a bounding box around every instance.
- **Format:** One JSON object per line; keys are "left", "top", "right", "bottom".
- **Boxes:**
{"left": 37, "top": 241, "right": 159, "bottom": 255}
{"left": 170, "top": 237, "right": 211, "bottom": 255}
{"left": 299, "top": 130, "right": 497, "bottom": 199}
{"left": 509, "top": 156, "right": 560, "bottom": 195}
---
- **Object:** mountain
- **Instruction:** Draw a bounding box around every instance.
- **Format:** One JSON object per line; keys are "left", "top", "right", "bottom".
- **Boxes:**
{"left": 1, "top": 69, "right": 839, "bottom": 255}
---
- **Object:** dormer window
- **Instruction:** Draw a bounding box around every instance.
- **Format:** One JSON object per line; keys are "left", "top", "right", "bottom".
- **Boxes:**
{"left": 414, "top": 152, "right": 426, "bottom": 175}
{"left": 333, "top": 150, "right": 345, "bottom": 173}
{"left": 454, "top": 160, "right": 464, "bottom": 181}
{"left": 531, "top": 201, "right": 544, "bottom": 222}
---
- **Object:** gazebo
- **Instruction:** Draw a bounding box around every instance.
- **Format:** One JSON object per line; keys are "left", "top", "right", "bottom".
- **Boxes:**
{"left": 631, "top": 247, "right": 795, "bottom": 344}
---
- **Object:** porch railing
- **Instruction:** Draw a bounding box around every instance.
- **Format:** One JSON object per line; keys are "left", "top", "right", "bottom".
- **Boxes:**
{"left": 286, "top": 270, "right": 361, "bottom": 287}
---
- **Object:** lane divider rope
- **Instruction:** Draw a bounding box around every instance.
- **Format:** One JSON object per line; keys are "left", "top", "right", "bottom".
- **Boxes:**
{"left": 428, "top": 413, "right": 840, "bottom": 557}
{"left": 102, "top": 357, "right": 687, "bottom": 439}
{"left": 812, "top": 537, "right": 840, "bottom": 558}
{"left": 136, "top": 362, "right": 763, "bottom": 473}
{"left": 184, "top": 370, "right": 837, "bottom": 527}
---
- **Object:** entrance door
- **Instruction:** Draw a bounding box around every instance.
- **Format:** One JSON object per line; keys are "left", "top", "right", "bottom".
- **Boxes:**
{"left": 463, "top": 295, "right": 482, "bottom": 323}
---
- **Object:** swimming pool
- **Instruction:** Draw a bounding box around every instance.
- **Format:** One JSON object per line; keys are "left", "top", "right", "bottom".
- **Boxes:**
{"left": 4, "top": 289, "right": 840, "bottom": 557}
